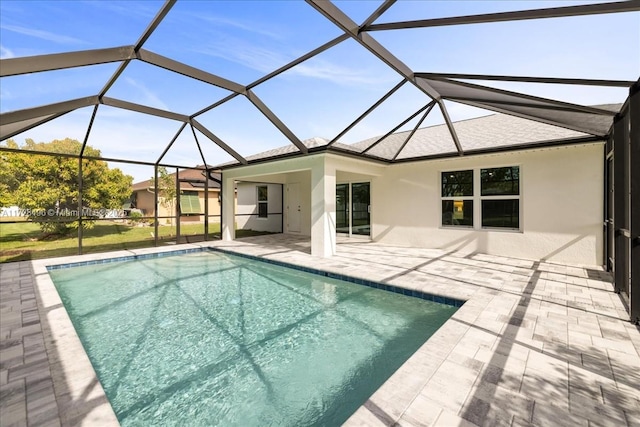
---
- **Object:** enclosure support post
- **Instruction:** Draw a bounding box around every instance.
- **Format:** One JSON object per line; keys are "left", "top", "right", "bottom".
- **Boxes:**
{"left": 629, "top": 81, "right": 640, "bottom": 324}
{"left": 604, "top": 141, "right": 614, "bottom": 272}
{"left": 204, "top": 168, "right": 209, "bottom": 241}
{"left": 77, "top": 157, "right": 83, "bottom": 255}
{"left": 154, "top": 165, "right": 159, "bottom": 247}
{"left": 613, "top": 113, "right": 629, "bottom": 298}
{"left": 175, "top": 167, "right": 180, "bottom": 242}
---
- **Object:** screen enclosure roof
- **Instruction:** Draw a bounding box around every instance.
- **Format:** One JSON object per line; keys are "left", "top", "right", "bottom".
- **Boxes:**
{"left": 1, "top": 0, "right": 638, "bottom": 172}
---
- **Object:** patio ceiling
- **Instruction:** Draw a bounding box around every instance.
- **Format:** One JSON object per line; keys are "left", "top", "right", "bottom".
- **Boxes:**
{"left": 1, "top": 0, "right": 638, "bottom": 170}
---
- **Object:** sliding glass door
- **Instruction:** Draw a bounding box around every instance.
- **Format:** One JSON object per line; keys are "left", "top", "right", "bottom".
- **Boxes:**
{"left": 336, "top": 184, "right": 350, "bottom": 234}
{"left": 336, "top": 182, "right": 370, "bottom": 236}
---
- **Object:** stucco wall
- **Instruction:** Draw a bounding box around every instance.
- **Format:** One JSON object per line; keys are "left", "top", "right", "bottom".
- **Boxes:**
{"left": 221, "top": 154, "right": 327, "bottom": 238}
{"left": 221, "top": 144, "right": 603, "bottom": 265}
{"left": 236, "top": 183, "right": 283, "bottom": 232}
{"left": 370, "top": 143, "right": 604, "bottom": 266}
{"left": 134, "top": 189, "right": 222, "bottom": 223}
{"left": 135, "top": 190, "right": 156, "bottom": 217}
{"left": 284, "top": 171, "right": 312, "bottom": 235}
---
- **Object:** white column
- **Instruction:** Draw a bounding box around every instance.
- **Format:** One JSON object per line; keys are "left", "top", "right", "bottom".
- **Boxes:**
{"left": 311, "top": 158, "right": 336, "bottom": 257}
{"left": 221, "top": 175, "right": 235, "bottom": 241}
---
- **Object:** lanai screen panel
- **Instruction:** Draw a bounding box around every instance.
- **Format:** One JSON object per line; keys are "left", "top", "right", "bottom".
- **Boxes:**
{"left": 422, "top": 77, "right": 617, "bottom": 137}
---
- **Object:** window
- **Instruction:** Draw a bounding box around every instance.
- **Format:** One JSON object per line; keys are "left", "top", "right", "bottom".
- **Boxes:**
{"left": 180, "top": 191, "right": 201, "bottom": 215}
{"left": 441, "top": 170, "right": 473, "bottom": 227}
{"left": 481, "top": 167, "right": 519, "bottom": 196}
{"left": 481, "top": 167, "right": 520, "bottom": 229}
{"left": 257, "top": 186, "right": 268, "bottom": 218}
{"left": 441, "top": 166, "right": 520, "bottom": 230}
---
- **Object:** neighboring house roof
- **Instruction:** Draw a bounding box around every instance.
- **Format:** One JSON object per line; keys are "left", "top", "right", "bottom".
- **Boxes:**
{"left": 216, "top": 105, "right": 620, "bottom": 168}
{"left": 132, "top": 168, "right": 221, "bottom": 192}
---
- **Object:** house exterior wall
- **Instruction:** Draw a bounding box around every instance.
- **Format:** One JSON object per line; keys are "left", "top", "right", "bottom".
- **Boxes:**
{"left": 133, "top": 188, "right": 223, "bottom": 223}
{"left": 135, "top": 190, "right": 156, "bottom": 217}
{"left": 370, "top": 143, "right": 604, "bottom": 266}
{"left": 179, "top": 191, "right": 223, "bottom": 223}
{"left": 284, "top": 171, "right": 311, "bottom": 235}
{"left": 221, "top": 144, "right": 603, "bottom": 265}
{"left": 236, "top": 183, "right": 283, "bottom": 232}
{"left": 221, "top": 154, "right": 334, "bottom": 244}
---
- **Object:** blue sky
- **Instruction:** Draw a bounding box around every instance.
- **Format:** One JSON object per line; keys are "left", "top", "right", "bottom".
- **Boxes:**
{"left": 1, "top": 0, "right": 638, "bottom": 181}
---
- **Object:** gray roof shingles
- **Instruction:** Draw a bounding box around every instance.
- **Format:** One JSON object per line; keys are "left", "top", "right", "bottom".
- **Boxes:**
{"left": 217, "top": 105, "right": 621, "bottom": 167}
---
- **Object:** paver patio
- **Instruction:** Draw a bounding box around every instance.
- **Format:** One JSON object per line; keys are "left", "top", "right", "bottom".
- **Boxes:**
{"left": 1, "top": 235, "right": 639, "bottom": 426}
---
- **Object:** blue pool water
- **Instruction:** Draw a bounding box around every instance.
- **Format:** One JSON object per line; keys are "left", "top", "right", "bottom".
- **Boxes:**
{"left": 49, "top": 251, "right": 457, "bottom": 426}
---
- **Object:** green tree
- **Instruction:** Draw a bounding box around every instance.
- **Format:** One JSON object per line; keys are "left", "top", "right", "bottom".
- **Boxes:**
{"left": 0, "top": 140, "right": 21, "bottom": 206}
{"left": 151, "top": 167, "right": 176, "bottom": 225}
{"left": 0, "top": 138, "right": 133, "bottom": 235}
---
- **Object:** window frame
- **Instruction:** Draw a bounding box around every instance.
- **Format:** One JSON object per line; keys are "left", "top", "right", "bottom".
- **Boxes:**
{"left": 257, "top": 185, "right": 268, "bottom": 219}
{"left": 440, "top": 169, "right": 474, "bottom": 228}
{"left": 480, "top": 166, "right": 521, "bottom": 230}
{"left": 439, "top": 165, "right": 522, "bottom": 232}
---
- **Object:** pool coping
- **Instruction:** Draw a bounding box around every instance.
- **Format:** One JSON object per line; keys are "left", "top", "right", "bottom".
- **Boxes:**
{"left": 47, "top": 246, "right": 465, "bottom": 308}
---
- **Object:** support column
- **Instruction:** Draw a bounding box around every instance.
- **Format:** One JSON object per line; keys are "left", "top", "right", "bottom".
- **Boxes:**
{"left": 204, "top": 167, "right": 209, "bottom": 241}
{"left": 311, "top": 159, "right": 336, "bottom": 257}
{"left": 175, "top": 168, "right": 180, "bottom": 241}
{"left": 221, "top": 174, "right": 235, "bottom": 241}
{"left": 154, "top": 165, "right": 159, "bottom": 247}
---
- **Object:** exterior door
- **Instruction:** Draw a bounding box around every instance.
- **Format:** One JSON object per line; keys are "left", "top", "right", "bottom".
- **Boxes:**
{"left": 287, "top": 183, "right": 301, "bottom": 233}
{"left": 351, "top": 183, "right": 370, "bottom": 236}
{"left": 336, "top": 182, "right": 370, "bottom": 236}
{"left": 336, "top": 183, "right": 349, "bottom": 234}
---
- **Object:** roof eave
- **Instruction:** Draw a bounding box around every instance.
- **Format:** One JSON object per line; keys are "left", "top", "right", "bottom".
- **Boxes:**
{"left": 216, "top": 134, "right": 604, "bottom": 171}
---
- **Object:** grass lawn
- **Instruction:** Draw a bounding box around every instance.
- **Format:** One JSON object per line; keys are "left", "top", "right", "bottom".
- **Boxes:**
{"left": 0, "top": 220, "right": 274, "bottom": 263}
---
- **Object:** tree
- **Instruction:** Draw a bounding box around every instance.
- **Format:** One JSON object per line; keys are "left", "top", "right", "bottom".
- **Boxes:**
{"left": 0, "top": 140, "right": 21, "bottom": 207}
{"left": 0, "top": 138, "right": 133, "bottom": 235}
{"left": 151, "top": 167, "right": 176, "bottom": 225}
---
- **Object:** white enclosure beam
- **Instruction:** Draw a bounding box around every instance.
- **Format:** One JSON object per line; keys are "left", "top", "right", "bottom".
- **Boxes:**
{"left": 221, "top": 174, "right": 236, "bottom": 241}
{"left": 311, "top": 158, "right": 337, "bottom": 257}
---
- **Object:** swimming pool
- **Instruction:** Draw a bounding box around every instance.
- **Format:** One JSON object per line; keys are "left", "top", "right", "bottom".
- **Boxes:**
{"left": 49, "top": 250, "right": 458, "bottom": 426}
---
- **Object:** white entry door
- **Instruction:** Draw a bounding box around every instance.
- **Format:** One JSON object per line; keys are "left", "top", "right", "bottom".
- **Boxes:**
{"left": 287, "top": 183, "right": 301, "bottom": 233}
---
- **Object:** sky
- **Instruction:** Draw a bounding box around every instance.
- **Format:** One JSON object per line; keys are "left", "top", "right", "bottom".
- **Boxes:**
{"left": 1, "top": 0, "right": 638, "bottom": 182}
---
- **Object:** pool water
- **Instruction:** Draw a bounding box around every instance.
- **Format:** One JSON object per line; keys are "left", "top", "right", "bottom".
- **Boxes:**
{"left": 49, "top": 251, "right": 457, "bottom": 426}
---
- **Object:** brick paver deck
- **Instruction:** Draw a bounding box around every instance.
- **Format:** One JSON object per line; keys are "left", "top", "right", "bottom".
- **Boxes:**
{"left": 1, "top": 235, "right": 639, "bottom": 426}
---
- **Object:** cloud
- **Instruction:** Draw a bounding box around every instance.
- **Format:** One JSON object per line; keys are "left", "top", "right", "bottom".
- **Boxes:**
{"left": 81, "top": 0, "right": 157, "bottom": 19}
{"left": 193, "top": 40, "right": 393, "bottom": 87}
{"left": 0, "top": 44, "right": 14, "bottom": 59}
{"left": 291, "top": 58, "right": 394, "bottom": 86}
{"left": 0, "top": 24, "right": 87, "bottom": 45}
{"left": 189, "top": 12, "right": 285, "bottom": 41}
{"left": 123, "top": 77, "right": 170, "bottom": 111}
{"left": 192, "top": 40, "right": 288, "bottom": 74}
